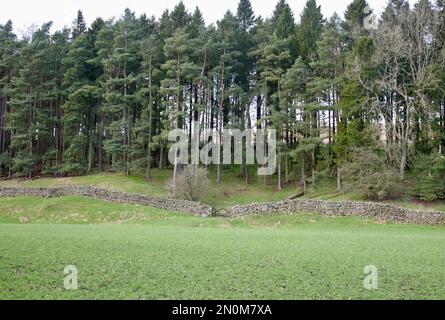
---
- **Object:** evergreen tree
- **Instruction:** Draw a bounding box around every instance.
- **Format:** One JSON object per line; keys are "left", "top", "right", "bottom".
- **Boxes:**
{"left": 283, "top": 58, "right": 318, "bottom": 194}
{"left": 272, "top": 0, "right": 288, "bottom": 25}
{"left": 170, "top": 1, "right": 191, "bottom": 30}
{"left": 62, "top": 27, "right": 101, "bottom": 174}
{"left": 237, "top": 0, "right": 255, "bottom": 32}
{"left": 214, "top": 11, "right": 243, "bottom": 183}
{"left": 139, "top": 34, "right": 162, "bottom": 180}
{"left": 100, "top": 9, "right": 143, "bottom": 174}
{"left": 7, "top": 23, "right": 68, "bottom": 177}
{"left": 190, "top": 7, "right": 205, "bottom": 38}
{"left": 344, "top": 0, "right": 369, "bottom": 29}
{"left": 72, "top": 10, "right": 87, "bottom": 40}
{"left": 0, "top": 21, "right": 20, "bottom": 175}
{"left": 296, "top": 0, "right": 325, "bottom": 62}
{"left": 261, "top": 35, "right": 291, "bottom": 190}
{"left": 342, "top": 0, "right": 370, "bottom": 49}
{"left": 161, "top": 28, "right": 195, "bottom": 185}
{"left": 0, "top": 1, "right": 444, "bottom": 200}
{"left": 273, "top": 0, "right": 295, "bottom": 40}
{"left": 310, "top": 14, "right": 344, "bottom": 157}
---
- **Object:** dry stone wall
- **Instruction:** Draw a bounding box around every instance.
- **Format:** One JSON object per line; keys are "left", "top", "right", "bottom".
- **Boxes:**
{"left": 1, "top": 187, "right": 444, "bottom": 225}
{"left": 222, "top": 199, "right": 445, "bottom": 225}
{"left": 0, "top": 187, "right": 214, "bottom": 217}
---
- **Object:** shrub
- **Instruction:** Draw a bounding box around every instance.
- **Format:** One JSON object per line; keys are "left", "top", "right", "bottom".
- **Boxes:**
{"left": 59, "top": 163, "right": 86, "bottom": 176}
{"left": 340, "top": 147, "right": 402, "bottom": 200}
{"left": 170, "top": 165, "right": 210, "bottom": 202}
{"left": 11, "top": 151, "right": 35, "bottom": 177}
{"left": 412, "top": 154, "right": 445, "bottom": 201}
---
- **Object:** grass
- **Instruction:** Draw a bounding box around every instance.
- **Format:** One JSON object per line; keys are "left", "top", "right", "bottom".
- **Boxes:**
{"left": 0, "top": 196, "right": 444, "bottom": 300}
{"left": 2, "top": 168, "right": 444, "bottom": 212}
{"left": 0, "top": 171, "right": 170, "bottom": 197}
{"left": 389, "top": 200, "right": 445, "bottom": 212}
{"left": 0, "top": 196, "right": 186, "bottom": 225}
{"left": 0, "top": 196, "right": 376, "bottom": 228}
{"left": 0, "top": 167, "right": 298, "bottom": 209}
{"left": 1, "top": 171, "right": 444, "bottom": 299}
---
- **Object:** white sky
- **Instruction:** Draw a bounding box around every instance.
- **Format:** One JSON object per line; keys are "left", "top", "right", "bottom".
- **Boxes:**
{"left": 2, "top": 0, "right": 390, "bottom": 35}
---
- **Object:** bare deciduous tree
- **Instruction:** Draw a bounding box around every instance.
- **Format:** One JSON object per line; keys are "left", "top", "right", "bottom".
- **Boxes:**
{"left": 170, "top": 165, "right": 210, "bottom": 202}
{"left": 355, "top": 2, "right": 444, "bottom": 179}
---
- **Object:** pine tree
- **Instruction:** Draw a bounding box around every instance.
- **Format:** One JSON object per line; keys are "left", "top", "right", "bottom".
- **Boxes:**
{"left": 273, "top": 1, "right": 295, "bottom": 40}
{"left": 161, "top": 28, "right": 195, "bottom": 186}
{"left": 272, "top": 0, "right": 288, "bottom": 25}
{"left": 139, "top": 34, "right": 162, "bottom": 180}
{"left": 62, "top": 28, "right": 102, "bottom": 174}
{"left": 0, "top": 21, "right": 20, "bottom": 175}
{"left": 7, "top": 22, "right": 68, "bottom": 177}
{"left": 72, "top": 10, "right": 87, "bottom": 40}
{"left": 235, "top": 0, "right": 257, "bottom": 180}
{"left": 342, "top": 0, "right": 370, "bottom": 49}
{"left": 310, "top": 14, "right": 344, "bottom": 158}
{"left": 170, "top": 1, "right": 191, "bottom": 30}
{"left": 190, "top": 7, "right": 205, "bottom": 38}
{"left": 100, "top": 9, "right": 143, "bottom": 174}
{"left": 261, "top": 35, "right": 291, "bottom": 190}
{"left": 214, "top": 11, "right": 243, "bottom": 183}
{"left": 283, "top": 58, "right": 318, "bottom": 194}
{"left": 296, "top": 0, "right": 325, "bottom": 62}
{"left": 236, "top": 0, "right": 255, "bottom": 90}
{"left": 237, "top": 0, "right": 255, "bottom": 32}
{"left": 1, "top": 1, "right": 445, "bottom": 200}
{"left": 344, "top": 0, "right": 370, "bottom": 29}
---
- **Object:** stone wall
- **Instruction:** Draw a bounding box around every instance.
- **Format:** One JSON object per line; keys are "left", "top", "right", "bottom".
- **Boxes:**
{"left": 221, "top": 199, "right": 445, "bottom": 225}
{"left": 0, "top": 187, "right": 214, "bottom": 217}
{"left": 1, "top": 187, "right": 444, "bottom": 225}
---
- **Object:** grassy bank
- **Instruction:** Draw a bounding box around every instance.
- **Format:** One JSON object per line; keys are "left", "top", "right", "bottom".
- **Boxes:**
{"left": 1, "top": 169, "right": 445, "bottom": 211}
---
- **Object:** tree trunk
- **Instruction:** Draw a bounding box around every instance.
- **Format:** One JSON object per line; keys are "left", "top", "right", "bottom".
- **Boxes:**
{"left": 312, "top": 150, "right": 316, "bottom": 189}
{"left": 159, "top": 143, "right": 164, "bottom": 170}
{"left": 217, "top": 46, "right": 226, "bottom": 184}
{"left": 400, "top": 144, "right": 407, "bottom": 180}
{"left": 285, "top": 155, "right": 289, "bottom": 184}
{"left": 301, "top": 156, "right": 306, "bottom": 194}
{"left": 172, "top": 149, "right": 179, "bottom": 189}
{"left": 98, "top": 114, "right": 104, "bottom": 172}
{"left": 87, "top": 135, "right": 94, "bottom": 172}
{"left": 337, "top": 167, "right": 342, "bottom": 192}
{"left": 146, "top": 55, "right": 154, "bottom": 181}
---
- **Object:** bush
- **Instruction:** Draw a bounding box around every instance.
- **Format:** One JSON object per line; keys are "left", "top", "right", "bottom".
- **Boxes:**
{"left": 11, "top": 151, "right": 35, "bottom": 177}
{"left": 412, "top": 154, "right": 445, "bottom": 201}
{"left": 340, "top": 147, "right": 402, "bottom": 200}
{"left": 59, "top": 163, "right": 86, "bottom": 176}
{"left": 170, "top": 165, "right": 210, "bottom": 202}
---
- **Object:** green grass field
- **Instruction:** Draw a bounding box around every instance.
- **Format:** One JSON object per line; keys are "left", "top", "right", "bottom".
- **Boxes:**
{"left": 0, "top": 195, "right": 444, "bottom": 300}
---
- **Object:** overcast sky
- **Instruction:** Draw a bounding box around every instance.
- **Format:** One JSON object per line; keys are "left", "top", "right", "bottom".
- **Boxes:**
{"left": 2, "top": 0, "right": 389, "bottom": 35}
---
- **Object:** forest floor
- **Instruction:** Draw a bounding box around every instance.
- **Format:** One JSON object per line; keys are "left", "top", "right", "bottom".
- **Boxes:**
{"left": 0, "top": 169, "right": 444, "bottom": 299}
